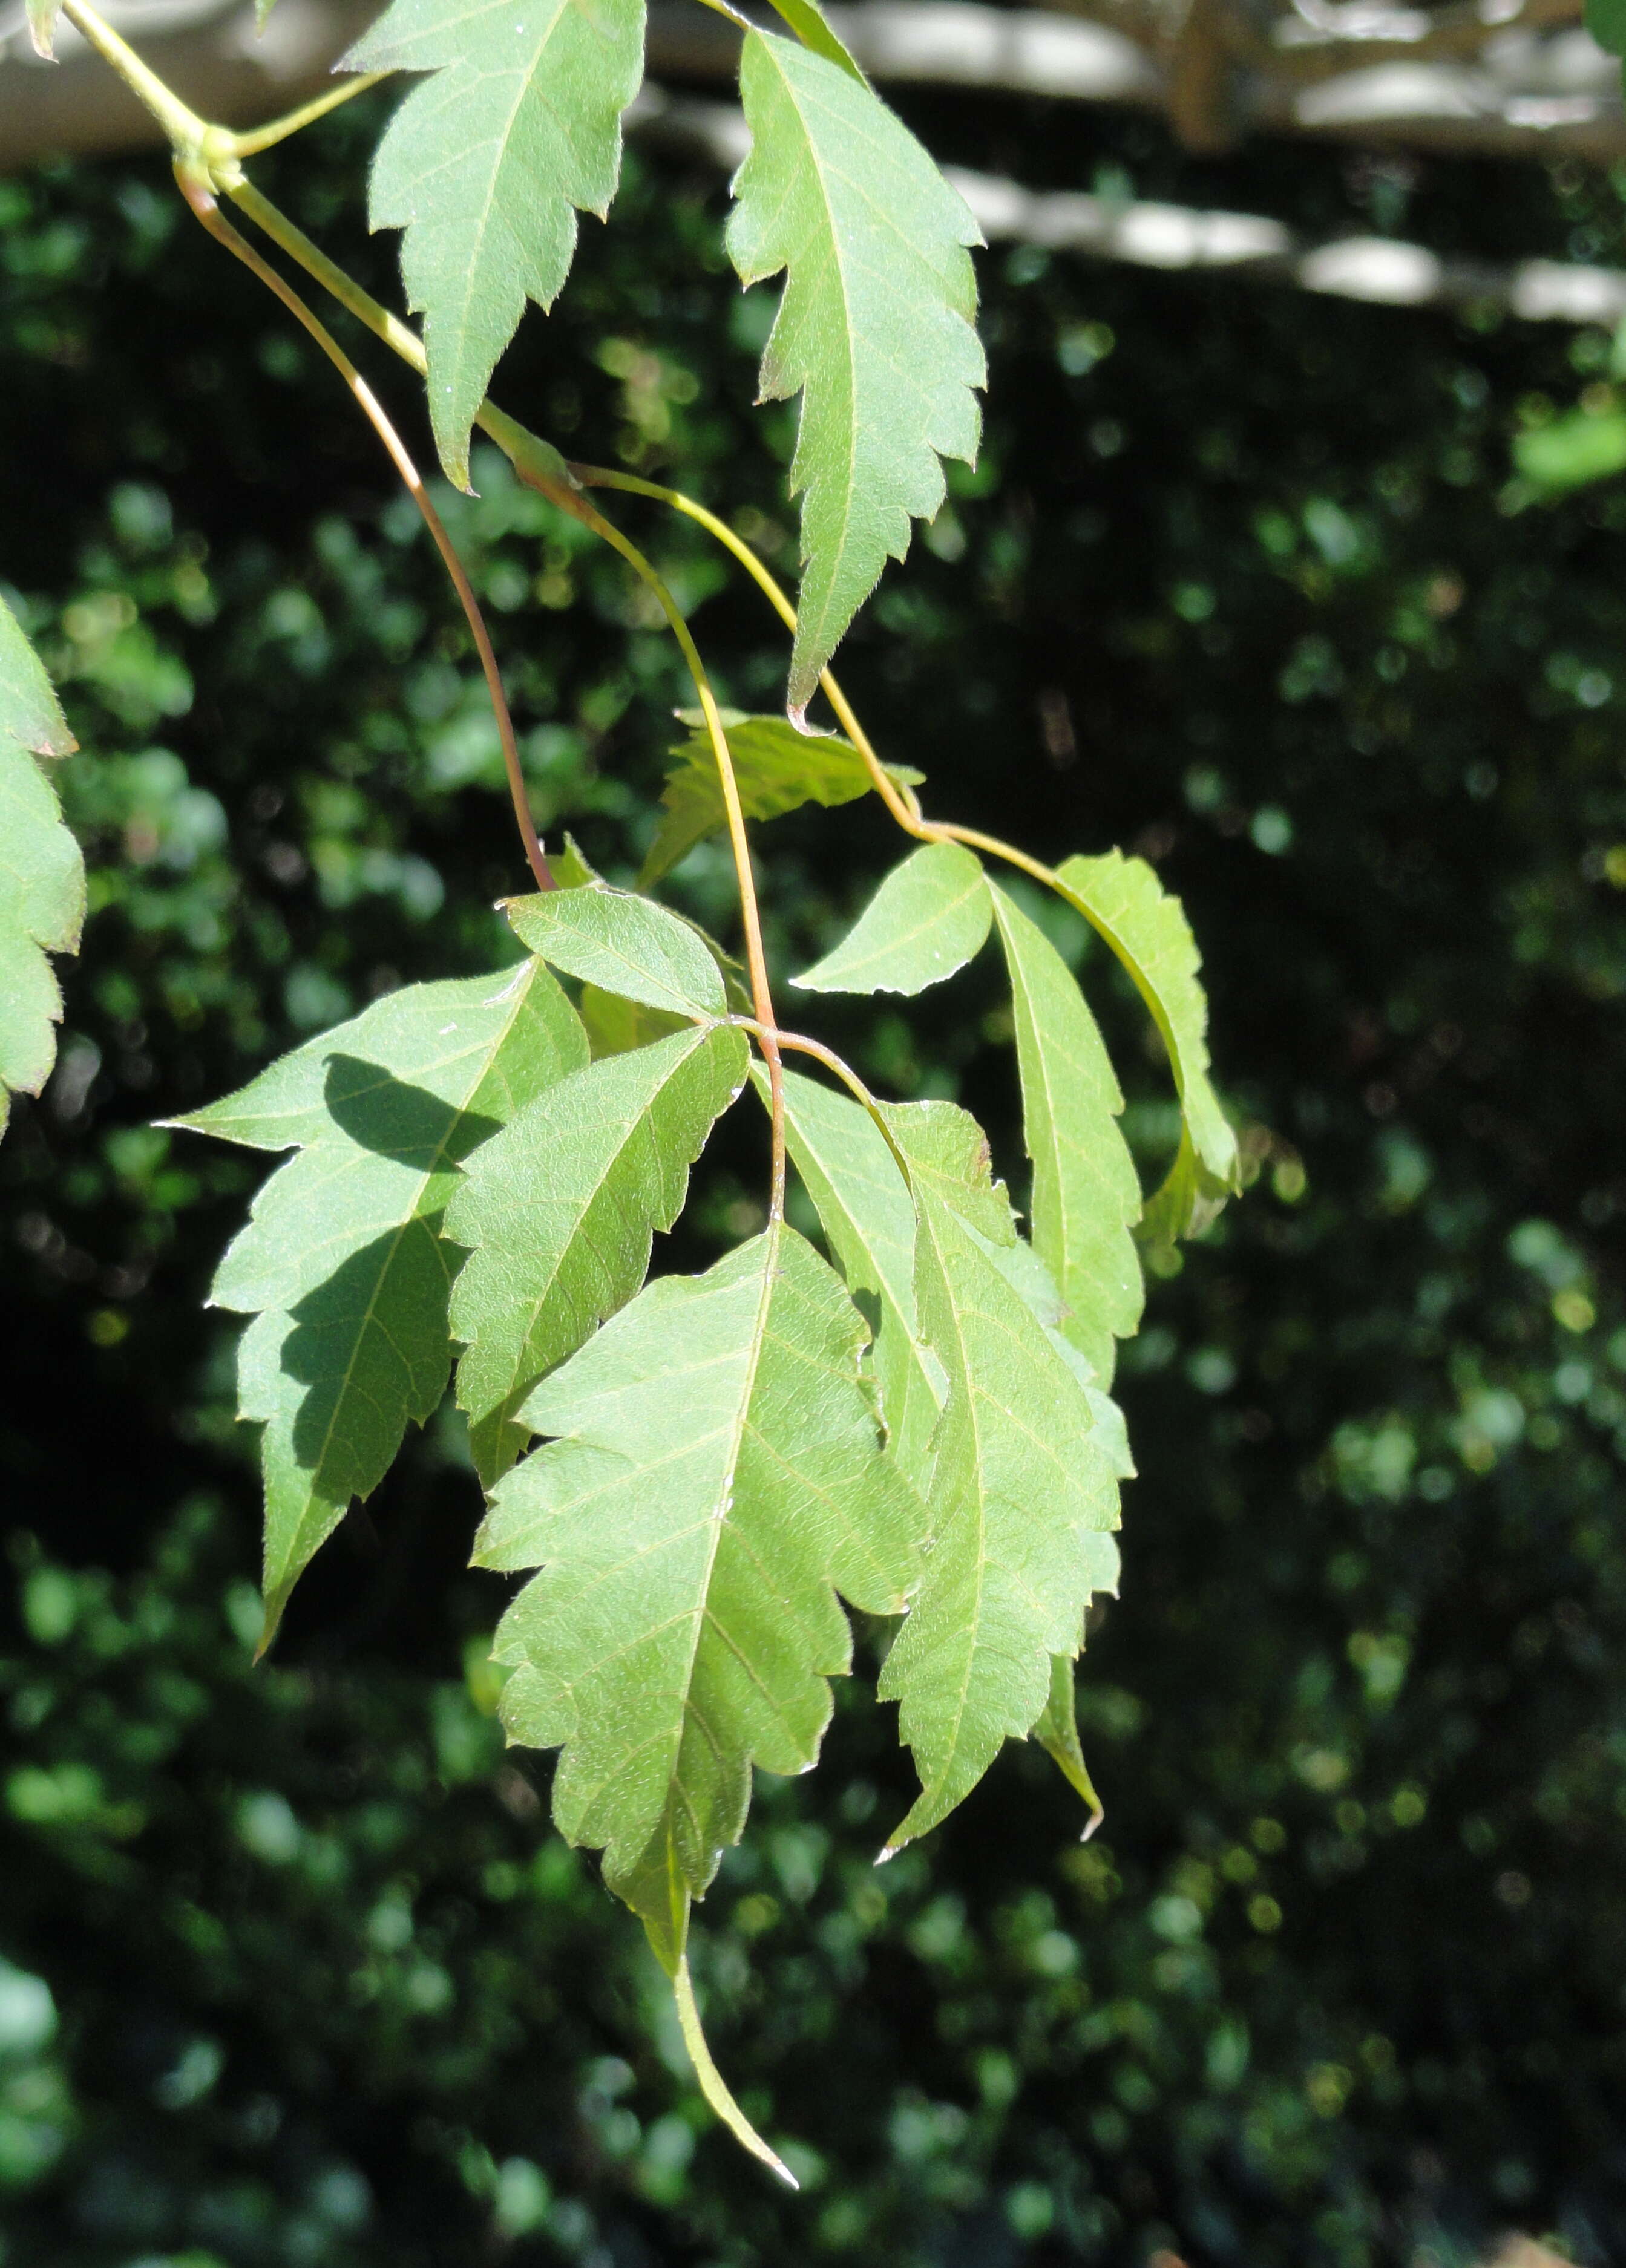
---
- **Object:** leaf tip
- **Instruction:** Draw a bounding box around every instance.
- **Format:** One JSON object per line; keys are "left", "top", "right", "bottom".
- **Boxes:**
{"left": 674, "top": 1956, "right": 799, "bottom": 2186}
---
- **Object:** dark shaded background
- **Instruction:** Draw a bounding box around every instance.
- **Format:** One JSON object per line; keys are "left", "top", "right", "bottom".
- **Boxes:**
{"left": 2, "top": 74, "right": 1625, "bottom": 2268}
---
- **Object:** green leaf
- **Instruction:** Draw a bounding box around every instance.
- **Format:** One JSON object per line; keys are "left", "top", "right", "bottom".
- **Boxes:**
{"left": 577, "top": 984, "right": 687, "bottom": 1059}
{"left": 726, "top": 31, "right": 985, "bottom": 715}
{"left": 640, "top": 710, "right": 918, "bottom": 887}
{"left": 1587, "top": 0, "right": 1626, "bottom": 59}
{"left": 761, "top": 0, "right": 864, "bottom": 79}
{"left": 1513, "top": 405, "right": 1626, "bottom": 497}
{"left": 759, "top": 1064, "right": 944, "bottom": 1488}
{"left": 1032, "top": 1652, "right": 1106, "bottom": 1835}
{"left": 990, "top": 884, "right": 1142, "bottom": 1385}
{"left": 876, "top": 1100, "right": 1129, "bottom": 1851}
{"left": 477, "top": 1218, "right": 922, "bottom": 1947}
{"left": 0, "top": 596, "right": 83, "bottom": 1140}
{"left": 446, "top": 1022, "right": 749, "bottom": 1482}
{"left": 175, "top": 966, "right": 586, "bottom": 1642}
{"left": 1053, "top": 850, "right": 1238, "bottom": 1237}
{"left": 25, "top": 0, "right": 61, "bottom": 58}
{"left": 506, "top": 881, "right": 726, "bottom": 1019}
{"left": 792, "top": 842, "right": 990, "bottom": 996}
{"left": 346, "top": 0, "right": 646, "bottom": 489}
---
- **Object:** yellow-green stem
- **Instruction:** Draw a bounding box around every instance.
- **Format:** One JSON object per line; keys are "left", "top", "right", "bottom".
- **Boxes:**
{"left": 174, "top": 165, "right": 554, "bottom": 895}
{"left": 215, "top": 72, "right": 394, "bottom": 160}
{"left": 59, "top": 0, "right": 206, "bottom": 151}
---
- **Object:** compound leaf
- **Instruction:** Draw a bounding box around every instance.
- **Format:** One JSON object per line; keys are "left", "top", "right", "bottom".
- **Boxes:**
{"left": 727, "top": 30, "right": 985, "bottom": 715}
{"left": 346, "top": 0, "right": 645, "bottom": 489}
{"left": 640, "top": 710, "right": 917, "bottom": 887}
{"left": 991, "top": 883, "right": 1142, "bottom": 1385}
{"left": 1054, "top": 849, "right": 1238, "bottom": 1237}
{"left": 793, "top": 842, "right": 990, "bottom": 996}
{"left": 477, "top": 1218, "right": 922, "bottom": 1948}
{"left": 506, "top": 881, "right": 725, "bottom": 1019}
{"left": 174, "top": 965, "right": 586, "bottom": 1642}
{"left": 876, "top": 1100, "right": 1128, "bottom": 1851}
{"left": 0, "top": 596, "right": 83, "bottom": 1140}
{"left": 758, "top": 1063, "right": 944, "bottom": 1488}
{"left": 446, "top": 1022, "right": 749, "bottom": 1482}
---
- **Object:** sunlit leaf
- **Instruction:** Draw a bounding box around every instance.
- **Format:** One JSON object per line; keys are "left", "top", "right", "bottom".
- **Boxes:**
{"left": 793, "top": 842, "right": 990, "bottom": 995}
{"left": 727, "top": 30, "right": 985, "bottom": 714}
{"left": 0, "top": 596, "right": 82, "bottom": 1139}
{"left": 347, "top": 0, "right": 646, "bottom": 488}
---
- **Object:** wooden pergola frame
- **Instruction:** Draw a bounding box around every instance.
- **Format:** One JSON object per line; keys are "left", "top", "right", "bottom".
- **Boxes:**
{"left": 4, "top": 0, "right": 1625, "bottom": 323}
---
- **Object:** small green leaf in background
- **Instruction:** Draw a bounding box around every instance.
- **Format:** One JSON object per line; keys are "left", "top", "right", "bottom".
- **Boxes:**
{"left": 577, "top": 984, "right": 687, "bottom": 1059}
{"left": 446, "top": 1022, "right": 749, "bottom": 1482}
{"left": 793, "top": 841, "right": 991, "bottom": 995}
{"left": 762, "top": 1064, "right": 945, "bottom": 1488}
{"left": 1586, "top": 0, "right": 1626, "bottom": 59}
{"left": 877, "top": 1100, "right": 1127, "bottom": 1851}
{"left": 640, "top": 709, "right": 920, "bottom": 886}
{"left": 727, "top": 30, "right": 986, "bottom": 716}
{"left": 1513, "top": 404, "right": 1626, "bottom": 495}
{"left": 506, "top": 881, "right": 725, "bottom": 1019}
{"left": 1054, "top": 849, "right": 1238, "bottom": 1237}
{"left": 476, "top": 1219, "right": 922, "bottom": 1949}
{"left": 346, "top": 0, "right": 646, "bottom": 489}
{"left": 172, "top": 966, "right": 586, "bottom": 1642}
{"left": 991, "top": 883, "right": 1142, "bottom": 1385}
{"left": 0, "top": 595, "right": 84, "bottom": 1140}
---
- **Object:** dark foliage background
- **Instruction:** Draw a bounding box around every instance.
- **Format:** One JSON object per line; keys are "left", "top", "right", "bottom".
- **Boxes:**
{"left": 2, "top": 74, "right": 1625, "bottom": 2268}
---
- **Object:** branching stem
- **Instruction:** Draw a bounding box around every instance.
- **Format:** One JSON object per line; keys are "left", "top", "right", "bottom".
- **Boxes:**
{"left": 59, "top": 0, "right": 207, "bottom": 152}
{"left": 172, "top": 166, "right": 554, "bottom": 893}
{"left": 214, "top": 73, "right": 395, "bottom": 160}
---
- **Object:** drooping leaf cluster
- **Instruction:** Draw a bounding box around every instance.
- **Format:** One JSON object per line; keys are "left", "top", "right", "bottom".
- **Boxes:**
{"left": 3, "top": 0, "right": 1238, "bottom": 2168}
{"left": 173, "top": 815, "right": 1234, "bottom": 2015}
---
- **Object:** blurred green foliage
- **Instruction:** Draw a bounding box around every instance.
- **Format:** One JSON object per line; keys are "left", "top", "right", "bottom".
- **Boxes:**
{"left": 3, "top": 87, "right": 1626, "bottom": 2268}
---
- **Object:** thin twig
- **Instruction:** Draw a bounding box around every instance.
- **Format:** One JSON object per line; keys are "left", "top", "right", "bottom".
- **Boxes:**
{"left": 173, "top": 165, "right": 555, "bottom": 893}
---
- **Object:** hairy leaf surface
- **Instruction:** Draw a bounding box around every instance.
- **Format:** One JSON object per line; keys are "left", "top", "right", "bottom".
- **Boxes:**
{"left": 727, "top": 30, "right": 985, "bottom": 713}
{"left": 507, "top": 881, "right": 725, "bottom": 1018}
{"left": 991, "top": 884, "right": 1142, "bottom": 1384}
{"left": 347, "top": 0, "right": 645, "bottom": 489}
{"left": 0, "top": 597, "right": 83, "bottom": 1138}
{"left": 176, "top": 966, "right": 585, "bottom": 1639}
{"left": 793, "top": 842, "right": 990, "bottom": 995}
{"left": 759, "top": 1064, "right": 944, "bottom": 1486}
{"left": 1053, "top": 849, "right": 1238, "bottom": 1236}
{"left": 640, "top": 710, "right": 917, "bottom": 886}
{"left": 477, "top": 1220, "right": 922, "bottom": 1953}
{"left": 447, "top": 1022, "right": 749, "bottom": 1481}
{"left": 877, "top": 1100, "right": 1128, "bottom": 1849}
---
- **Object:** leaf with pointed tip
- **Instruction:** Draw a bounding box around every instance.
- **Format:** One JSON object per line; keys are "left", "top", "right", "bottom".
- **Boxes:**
{"left": 640, "top": 711, "right": 919, "bottom": 888}
{"left": 174, "top": 966, "right": 586, "bottom": 1641}
{"left": 756, "top": 1063, "right": 944, "bottom": 1488}
{"left": 793, "top": 842, "right": 989, "bottom": 996}
{"left": 1, "top": 596, "right": 83, "bottom": 1140}
{"left": 876, "top": 1099, "right": 1129, "bottom": 1850}
{"left": 478, "top": 1220, "right": 923, "bottom": 1951}
{"left": 506, "top": 882, "right": 725, "bottom": 1019}
{"left": 990, "top": 884, "right": 1142, "bottom": 1386}
{"left": 762, "top": 0, "right": 863, "bottom": 77}
{"left": 346, "top": 0, "right": 646, "bottom": 489}
{"left": 1032, "top": 1650, "right": 1106, "bottom": 1833}
{"left": 726, "top": 30, "right": 985, "bottom": 714}
{"left": 26, "top": 0, "right": 61, "bottom": 57}
{"left": 1052, "top": 850, "right": 1238, "bottom": 1237}
{"left": 446, "top": 1022, "right": 749, "bottom": 1482}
